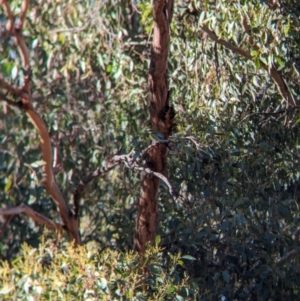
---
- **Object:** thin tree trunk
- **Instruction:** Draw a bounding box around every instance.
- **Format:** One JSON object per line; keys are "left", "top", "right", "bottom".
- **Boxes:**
{"left": 134, "top": 0, "right": 175, "bottom": 253}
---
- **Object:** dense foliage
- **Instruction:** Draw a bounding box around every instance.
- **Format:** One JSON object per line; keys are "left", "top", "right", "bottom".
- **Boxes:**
{"left": 0, "top": 240, "right": 197, "bottom": 300}
{"left": 1, "top": 0, "right": 300, "bottom": 299}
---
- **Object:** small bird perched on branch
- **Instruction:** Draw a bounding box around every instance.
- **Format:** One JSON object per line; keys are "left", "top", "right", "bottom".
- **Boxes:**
{"left": 147, "top": 129, "right": 171, "bottom": 149}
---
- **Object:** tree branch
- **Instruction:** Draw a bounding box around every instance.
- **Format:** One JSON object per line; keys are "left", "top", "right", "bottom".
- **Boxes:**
{"left": 0, "top": 204, "right": 63, "bottom": 232}
{"left": 0, "top": 92, "right": 23, "bottom": 108}
{"left": 71, "top": 143, "right": 177, "bottom": 217}
{"left": 135, "top": 166, "right": 176, "bottom": 198}
{"left": 201, "top": 24, "right": 297, "bottom": 107}
{"left": 1, "top": 0, "right": 81, "bottom": 245}
{"left": 72, "top": 161, "right": 120, "bottom": 218}
{"left": 276, "top": 227, "right": 300, "bottom": 265}
{"left": 276, "top": 249, "right": 299, "bottom": 266}
{"left": 19, "top": 0, "right": 29, "bottom": 29}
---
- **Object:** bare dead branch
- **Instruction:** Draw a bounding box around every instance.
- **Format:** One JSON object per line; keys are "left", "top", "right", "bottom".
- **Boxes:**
{"left": 0, "top": 204, "right": 63, "bottom": 232}
{"left": 135, "top": 166, "right": 176, "bottom": 198}
{"left": 72, "top": 149, "right": 139, "bottom": 217}
{"left": 72, "top": 137, "right": 177, "bottom": 229}
{"left": 72, "top": 161, "right": 120, "bottom": 218}
{"left": 201, "top": 25, "right": 297, "bottom": 107}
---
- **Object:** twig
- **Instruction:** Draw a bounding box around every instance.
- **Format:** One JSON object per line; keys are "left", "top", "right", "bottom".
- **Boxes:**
{"left": 240, "top": 109, "right": 287, "bottom": 123}
{"left": 1, "top": 0, "right": 14, "bottom": 27}
{"left": 293, "top": 227, "right": 300, "bottom": 241}
{"left": 124, "top": 41, "right": 152, "bottom": 46}
{"left": 173, "top": 135, "right": 211, "bottom": 157}
{"left": 49, "top": 23, "right": 91, "bottom": 34}
{"left": 214, "top": 42, "right": 220, "bottom": 86}
{"left": 276, "top": 249, "right": 299, "bottom": 266}
{"left": 201, "top": 24, "right": 252, "bottom": 59}
{"left": 276, "top": 227, "right": 300, "bottom": 265}
{"left": 136, "top": 166, "right": 176, "bottom": 199}
{"left": 1, "top": 0, "right": 30, "bottom": 68}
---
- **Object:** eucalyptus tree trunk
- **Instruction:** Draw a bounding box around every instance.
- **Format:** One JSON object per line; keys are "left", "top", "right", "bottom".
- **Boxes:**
{"left": 134, "top": 0, "right": 175, "bottom": 253}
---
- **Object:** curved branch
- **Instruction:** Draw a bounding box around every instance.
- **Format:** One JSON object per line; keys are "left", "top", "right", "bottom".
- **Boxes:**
{"left": 0, "top": 204, "right": 63, "bottom": 232}
{"left": 136, "top": 166, "right": 176, "bottom": 199}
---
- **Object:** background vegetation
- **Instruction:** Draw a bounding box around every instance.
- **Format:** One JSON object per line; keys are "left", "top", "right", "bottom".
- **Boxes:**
{"left": 1, "top": 0, "right": 300, "bottom": 299}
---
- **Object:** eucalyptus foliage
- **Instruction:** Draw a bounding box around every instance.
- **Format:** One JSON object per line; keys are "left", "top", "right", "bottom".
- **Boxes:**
{"left": 0, "top": 240, "right": 197, "bottom": 300}
{"left": 1, "top": 0, "right": 300, "bottom": 300}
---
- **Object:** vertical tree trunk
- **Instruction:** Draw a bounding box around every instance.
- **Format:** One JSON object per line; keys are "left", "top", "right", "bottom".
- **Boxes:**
{"left": 134, "top": 0, "right": 175, "bottom": 253}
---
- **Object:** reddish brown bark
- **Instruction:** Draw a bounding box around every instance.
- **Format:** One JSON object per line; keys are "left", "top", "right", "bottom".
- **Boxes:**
{"left": 0, "top": 0, "right": 82, "bottom": 245}
{"left": 134, "top": 0, "right": 175, "bottom": 253}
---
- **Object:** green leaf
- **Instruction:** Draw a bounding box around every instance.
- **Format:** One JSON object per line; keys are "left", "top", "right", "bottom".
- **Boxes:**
{"left": 11, "top": 65, "right": 18, "bottom": 80}
{"left": 181, "top": 255, "right": 196, "bottom": 261}
{"left": 30, "top": 160, "right": 45, "bottom": 168}
{"left": 4, "top": 175, "right": 13, "bottom": 192}
{"left": 106, "top": 64, "right": 112, "bottom": 73}
{"left": 166, "top": 286, "right": 175, "bottom": 294}
{"left": 155, "top": 235, "right": 161, "bottom": 245}
{"left": 260, "top": 55, "right": 268, "bottom": 66}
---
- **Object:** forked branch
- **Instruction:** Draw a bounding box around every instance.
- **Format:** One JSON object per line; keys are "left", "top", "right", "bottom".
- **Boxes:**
{"left": 72, "top": 145, "right": 177, "bottom": 217}
{"left": 0, "top": 0, "right": 81, "bottom": 245}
